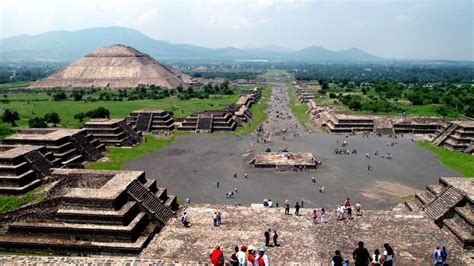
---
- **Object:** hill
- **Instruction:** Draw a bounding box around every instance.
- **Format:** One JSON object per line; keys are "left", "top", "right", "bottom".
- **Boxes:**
{"left": 0, "top": 27, "right": 380, "bottom": 62}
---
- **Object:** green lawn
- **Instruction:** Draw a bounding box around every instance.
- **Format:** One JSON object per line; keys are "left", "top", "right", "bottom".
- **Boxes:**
{"left": 0, "top": 93, "right": 239, "bottom": 134}
{"left": 86, "top": 134, "right": 176, "bottom": 170}
{"left": 417, "top": 141, "right": 474, "bottom": 177}
{"left": 0, "top": 185, "right": 47, "bottom": 213}
{"left": 236, "top": 87, "right": 271, "bottom": 135}
{"left": 288, "top": 84, "right": 313, "bottom": 130}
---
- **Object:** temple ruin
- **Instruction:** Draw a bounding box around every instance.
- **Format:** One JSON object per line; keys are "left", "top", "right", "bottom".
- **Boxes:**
{"left": 0, "top": 169, "right": 179, "bottom": 255}
{"left": 2, "top": 128, "right": 105, "bottom": 167}
{"left": 0, "top": 145, "right": 52, "bottom": 195}
{"left": 84, "top": 118, "right": 142, "bottom": 147}
{"left": 178, "top": 110, "right": 237, "bottom": 133}
{"left": 250, "top": 152, "right": 321, "bottom": 170}
{"left": 327, "top": 114, "right": 374, "bottom": 133}
{"left": 407, "top": 177, "right": 473, "bottom": 249}
{"left": 126, "top": 110, "right": 175, "bottom": 132}
{"left": 432, "top": 121, "right": 474, "bottom": 154}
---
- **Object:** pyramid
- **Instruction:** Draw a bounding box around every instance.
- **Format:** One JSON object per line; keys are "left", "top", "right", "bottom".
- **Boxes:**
{"left": 30, "top": 44, "right": 191, "bottom": 89}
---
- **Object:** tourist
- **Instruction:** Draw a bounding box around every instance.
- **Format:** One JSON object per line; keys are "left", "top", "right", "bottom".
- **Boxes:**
{"left": 321, "top": 208, "right": 328, "bottom": 223}
{"left": 312, "top": 209, "right": 318, "bottom": 224}
{"left": 256, "top": 248, "right": 270, "bottom": 266}
{"left": 434, "top": 246, "right": 441, "bottom": 265}
{"left": 284, "top": 199, "right": 290, "bottom": 215}
{"left": 273, "top": 230, "right": 279, "bottom": 246}
{"left": 217, "top": 181, "right": 220, "bottom": 188}
{"left": 347, "top": 205, "right": 353, "bottom": 219}
{"left": 265, "top": 228, "right": 271, "bottom": 246}
{"left": 441, "top": 246, "right": 448, "bottom": 266}
{"left": 353, "top": 241, "right": 371, "bottom": 266}
{"left": 210, "top": 245, "right": 224, "bottom": 266}
{"left": 213, "top": 212, "right": 218, "bottom": 227}
{"left": 268, "top": 199, "right": 273, "bottom": 208}
{"left": 234, "top": 172, "right": 237, "bottom": 178}
{"left": 332, "top": 250, "right": 344, "bottom": 266}
{"left": 235, "top": 187, "right": 238, "bottom": 193}
{"left": 382, "top": 243, "right": 394, "bottom": 266}
{"left": 245, "top": 172, "right": 248, "bottom": 178}
{"left": 217, "top": 211, "right": 222, "bottom": 226}
{"left": 312, "top": 176, "right": 316, "bottom": 183}
{"left": 247, "top": 245, "right": 256, "bottom": 265}
{"left": 229, "top": 246, "right": 239, "bottom": 266}
{"left": 319, "top": 186, "right": 325, "bottom": 193}
{"left": 356, "top": 202, "right": 362, "bottom": 216}
{"left": 372, "top": 249, "right": 382, "bottom": 265}
{"left": 181, "top": 211, "right": 190, "bottom": 227}
{"left": 263, "top": 199, "right": 269, "bottom": 207}
{"left": 295, "top": 201, "right": 301, "bottom": 216}
{"left": 237, "top": 245, "right": 248, "bottom": 266}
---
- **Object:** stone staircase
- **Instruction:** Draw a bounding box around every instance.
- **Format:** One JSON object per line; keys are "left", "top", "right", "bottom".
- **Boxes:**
{"left": 127, "top": 180, "right": 176, "bottom": 224}
{"left": 118, "top": 120, "right": 142, "bottom": 146}
{"left": 424, "top": 186, "right": 465, "bottom": 221}
{"left": 136, "top": 113, "right": 153, "bottom": 132}
{"left": 23, "top": 149, "right": 53, "bottom": 177}
{"left": 70, "top": 133, "right": 103, "bottom": 161}
{"left": 196, "top": 116, "right": 213, "bottom": 132}
{"left": 433, "top": 123, "right": 458, "bottom": 146}
{"left": 464, "top": 143, "right": 474, "bottom": 154}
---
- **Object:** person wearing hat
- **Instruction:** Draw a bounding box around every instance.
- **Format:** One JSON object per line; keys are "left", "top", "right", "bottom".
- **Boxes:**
{"left": 246, "top": 245, "right": 256, "bottom": 265}
{"left": 256, "top": 247, "right": 270, "bottom": 266}
{"left": 237, "top": 245, "right": 248, "bottom": 266}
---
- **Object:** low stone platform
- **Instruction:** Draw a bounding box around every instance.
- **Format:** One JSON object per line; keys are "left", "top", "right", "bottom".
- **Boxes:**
{"left": 3, "top": 128, "right": 105, "bottom": 167}
{"left": 84, "top": 118, "right": 142, "bottom": 147}
{"left": 250, "top": 152, "right": 320, "bottom": 169}
{"left": 0, "top": 145, "right": 52, "bottom": 195}
{"left": 0, "top": 169, "right": 179, "bottom": 255}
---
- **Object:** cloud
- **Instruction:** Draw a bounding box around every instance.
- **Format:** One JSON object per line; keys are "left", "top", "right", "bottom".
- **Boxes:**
{"left": 395, "top": 14, "right": 414, "bottom": 24}
{"left": 133, "top": 8, "right": 157, "bottom": 26}
{"left": 253, "top": 0, "right": 274, "bottom": 10}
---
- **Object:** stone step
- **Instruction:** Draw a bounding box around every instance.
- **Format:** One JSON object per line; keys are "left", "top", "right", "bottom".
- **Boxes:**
{"left": 426, "top": 184, "right": 445, "bottom": 197}
{"left": 62, "top": 155, "right": 83, "bottom": 166}
{"left": 0, "top": 162, "right": 30, "bottom": 175}
{"left": 56, "top": 201, "right": 140, "bottom": 225}
{"left": 424, "top": 187, "right": 465, "bottom": 221}
{"left": 0, "top": 222, "right": 158, "bottom": 255}
{"left": 415, "top": 191, "right": 435, "bottom": 207}
{"left": 443, "top": 218, "right": 474, "bottom": 249}
{"left": 404, "top": 199, "right": 421, "bottom": 212}
{"left": 156, "top": 187, "right": 168, "bottom": 201}
{"left": 0, "top": 170, "right": 37, "bottom": 186}
{"left": 0, "top": 179, "right": 42, "bottom": 195}
{"left": 9, "top": 212, "right": 148, "bottom": 242}
{"left": 144, "top": 179, "right": 157, "bottom": 193}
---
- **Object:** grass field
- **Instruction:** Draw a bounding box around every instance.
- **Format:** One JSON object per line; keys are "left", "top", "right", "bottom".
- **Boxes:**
{"left": 235, "top": 87, "right": 271, "bottom": 135}
{"left": 417, "top": 141, "right": 474, "bottom": 177}
{"left": 0, "top": 185, "right": 46, "bottom": 213}
{"left": 288, "top": 84, "right": 313, "bottom": 130}
{"left": 86, "top": 134, "right": 176, "bottom": 170}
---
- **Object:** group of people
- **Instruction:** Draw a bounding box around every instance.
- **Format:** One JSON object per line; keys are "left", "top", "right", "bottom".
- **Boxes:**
{"left": 332, "top": 242, "right": 395, "bottom": 266}
{"left": 211, "top": 245, "right": 270, "bottom": 266}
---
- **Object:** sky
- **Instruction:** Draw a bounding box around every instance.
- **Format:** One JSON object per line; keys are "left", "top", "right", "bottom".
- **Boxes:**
{"left": 0, "top": 0, "right": 473, "bottom": 60}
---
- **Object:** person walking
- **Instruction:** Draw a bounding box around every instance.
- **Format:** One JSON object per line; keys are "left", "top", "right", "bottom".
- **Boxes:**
{"left": 273, "top": 230, "right": 279, "bottom": 246}
{"left": 213, "top": 212, "right": 218, "bottom": 227}
{"left": 295, "top": 201, "right": 300, "bottom": 216}
{"left": 284, "top": 199, "right": 290, "bottom": 215}
{"left": 210, "top": 245, "right": 224, "bottom": 266}
{"left": 356, "top": 202, "right": 362, "bottom": 216}
{"left": 312, "top": 209, "right": 318, "bottom": 224}
{"left": 440, "top": 246, "right": 448, "bottom": 266}
{"left": 382, "top": 243, "right": 394, "bottom": 266}
{"left": 265, "top": 228, "right": 271, "bottom": 246}
{"left": 217, "top": 211, "right": 222, "bottom": 226}
{"left": 434, "top": 247, "right": 441, "bottom": 265}
{"left": 321, "top": 208, "right": 327, "bottom": 223}
{"left": 353, "top": 241, "right": 371, "bottom": 266}
{"left": 182, "top": 211, "right": 190, "bottom": 227}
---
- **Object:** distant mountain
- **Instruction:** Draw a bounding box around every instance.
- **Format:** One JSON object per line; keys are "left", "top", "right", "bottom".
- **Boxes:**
{"left": 0, "top": 26, "right": 380, "bottom": 62}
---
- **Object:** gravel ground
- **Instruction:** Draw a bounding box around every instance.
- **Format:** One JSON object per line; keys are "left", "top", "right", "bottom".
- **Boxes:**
{"left": 125, "top": 80, "right": 458, "bottom": 210}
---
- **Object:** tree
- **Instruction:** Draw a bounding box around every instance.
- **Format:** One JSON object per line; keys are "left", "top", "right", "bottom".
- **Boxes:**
{"left": 1, "top": 109, "right": 20, "bottom": 126}
{"left": 74, "top": 112, "right": 85, "bottom": 122}
{"left": 71, "top": 90, "right": 83, "bottom": 101}
{"left": 85, "top": 107, "right": 110, "bottom": 118}
{"left": 28, "top": 117, "right": 47, "bottom": 128}
{"left": 52, "top": 91, "right": 67, "bottom": 101}
{"left": 44, "top": 112, "right": 61, "bottom": 127}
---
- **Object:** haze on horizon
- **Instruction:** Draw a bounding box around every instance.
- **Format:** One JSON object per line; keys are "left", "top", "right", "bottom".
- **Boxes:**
{"left": 0, "top": 0, "right": 472, "bottom": 61}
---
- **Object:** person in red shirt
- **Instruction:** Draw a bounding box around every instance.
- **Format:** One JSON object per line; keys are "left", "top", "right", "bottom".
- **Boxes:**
{"left": 210, "top": 245, "right": 224, "bottom": 266}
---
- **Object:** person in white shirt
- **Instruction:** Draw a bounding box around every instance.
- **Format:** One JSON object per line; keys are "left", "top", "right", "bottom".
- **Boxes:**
{"left": 268, "top": 199, "right": 273, "bottom": 208}
{"left": 236, "top": 245, "right": 247, "bottom": 266}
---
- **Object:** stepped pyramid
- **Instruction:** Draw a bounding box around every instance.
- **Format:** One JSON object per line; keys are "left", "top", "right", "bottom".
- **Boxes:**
{"left": 30, "top": 44, "right": 191, "bottom": 89}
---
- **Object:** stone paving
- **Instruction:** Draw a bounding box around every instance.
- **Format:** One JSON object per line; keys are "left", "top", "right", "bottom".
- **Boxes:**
{"left": 141, "top": 204, "right": 470, "bottom": 265}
